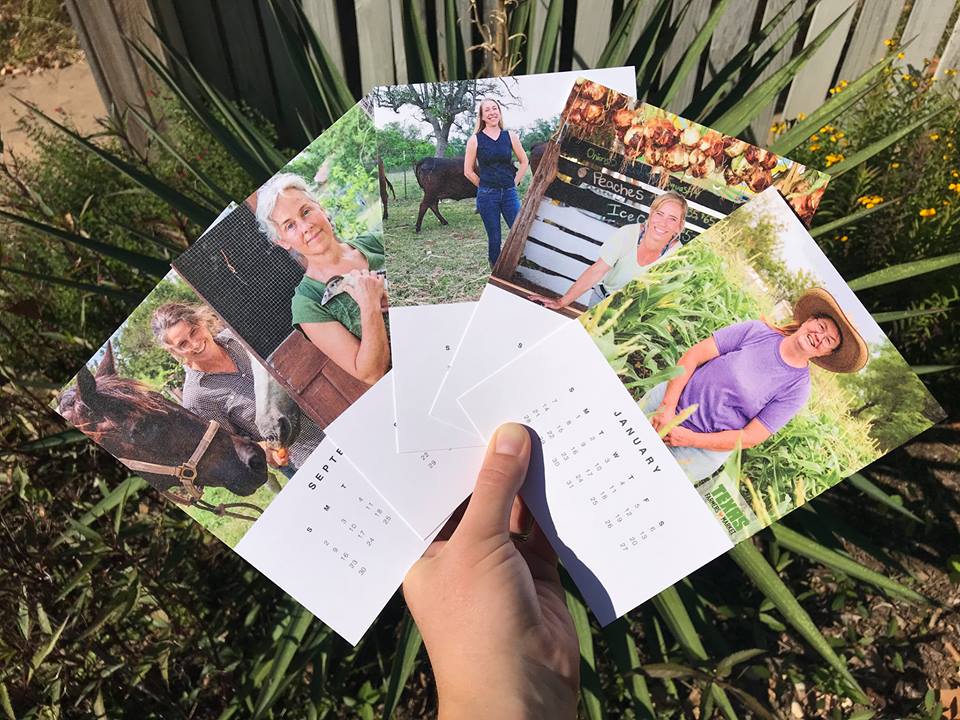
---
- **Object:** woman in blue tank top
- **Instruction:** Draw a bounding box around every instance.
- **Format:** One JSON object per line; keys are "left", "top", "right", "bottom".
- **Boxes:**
{"left": 464, "top": 98, "right": 529, "bottom": 265}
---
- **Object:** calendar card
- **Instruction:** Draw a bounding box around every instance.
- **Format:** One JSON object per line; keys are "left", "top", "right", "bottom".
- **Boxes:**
{"left": 325, "top": 370, "right": 484, "bottom": 539}
{"left": 459, "top": 189, "right": 943, "bottom": 624}
{"left": 376, "top": 68, "right": 637, "bottom": 450}
{"left": 431, "top": 78, "right": 831, "bottom": 433}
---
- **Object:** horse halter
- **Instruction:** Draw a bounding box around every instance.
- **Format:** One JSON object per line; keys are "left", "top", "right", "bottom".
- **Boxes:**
{"left": 117, "top": 420, "right": 220, "bottom": 500}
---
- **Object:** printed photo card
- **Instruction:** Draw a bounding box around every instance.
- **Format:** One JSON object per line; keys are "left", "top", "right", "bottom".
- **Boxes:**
{"left": 374, "top": 67, "right": 637, "bottom": 453}
{"left": 458, "top": 187, "right": 944, "bottom": 623}
{"left": 431, "top": 77, "right": 831, "bottom": 435}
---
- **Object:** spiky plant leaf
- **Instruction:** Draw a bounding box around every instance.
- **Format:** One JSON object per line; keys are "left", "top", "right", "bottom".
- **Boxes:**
{"left": 659, "top": 0, "right": 733, "bottom": 109}
{"left": 0, "top": 266, "right": 142, "bottom": 302}
{"left": 381, "top": 611, "right": 422, "bottom": 720}
{"left": 848, "top": 251, "right": 960, "bottom": 290}
{"left": 810, "top": 198, "right": 901, "bottom": 238}
{"left": 846, "top": 473, "right": 923, "bottom": 523}
{"left": 534, "top": 0, "right": 564, "bottom": 74}
{"left": 252, "top": 604, "right": 314, "bottom": 718}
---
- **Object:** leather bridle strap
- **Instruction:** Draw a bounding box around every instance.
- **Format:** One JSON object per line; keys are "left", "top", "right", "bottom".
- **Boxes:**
{"left": 117, "top": 420, "right": 221, "bottom": 498}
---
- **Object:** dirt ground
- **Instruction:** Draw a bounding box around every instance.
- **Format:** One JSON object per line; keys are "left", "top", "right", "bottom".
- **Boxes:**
{"left": 0, "top": 56, "right": 104, "bottom": 160}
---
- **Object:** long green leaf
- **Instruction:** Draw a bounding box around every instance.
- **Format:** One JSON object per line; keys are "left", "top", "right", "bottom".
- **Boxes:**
{"left": 252, "top": 604, "right": 314, "bottom": 719}
{"left": 847, "top": 472, "right": 923, "bottom": 523}
{"left": 381, "top": 611, "right": 422, "bottom": 719}
{"left": 828, "top": 102, "right": 951, "bottom": 177}
{"left": 601, "top": 618, "right": 656, "bottom": 719}
{"left": 872, "top": 306, "right": 954, "bottom": 324}
{"left": 809, "top": 198, "right": 901, "bottom": 238}
{"left": 710, "top": 5, "right": 853, "bottom": 136}
{"left": 596, "top": 0, "right": 644, "bottom": 68}
{"left": 19, "top": 99, "right": 218, "bottom": 228}
{"left": 0, "top": 208, "right": 169, "bottom": 277}
{"left": 770, "top": 524, "right": 927, "bottom": 602}
{"left": 18, "top": 428, "right": 86, "bottom": 452}
{"left": 562, "top": 579, "right": 604, "bottom": 720}
{"left": 0, "top": 681, "right": 15, "bottom": 720}
{"left": 636, "top": 0, "right": 683, "bottom": 99}
{"left": 53, "top": 477, "right": 149, "bottom": 548}
{"left": 769, "top": 54, "right": 896, "bottom": 155}
{"left": 659, "top": 0, "right": 733, "bottom": 108}
{"left": 912, "top": 364, "right": 958, "bottom": 375}
{"left": 284, "top": 0, "right": 357, "bottom": 114}
{"left": 534, "top": 0, "right": 564, "bottom": 74}
{"left": 848, "top": 251, "right": 960, "bottom": 290}
{"left": 28, "top": 617, "right": 68, "bottom": 682}
{"left": 0, "top": 265, "right": 142, "bottom": 302}
{"left": 446, "top": 0, "right": 465, "bottom": 79}
{"left": 126, "top": 105, "right": 234, "bottom": 207}
{"left": 403, "top": 0, "right": 438, "bottom": 83}
{"left": 683, "top": 0, "right": 803, "bottom": 120}
{"left": 728, "top": 541, "right": 867, "bottom": 702}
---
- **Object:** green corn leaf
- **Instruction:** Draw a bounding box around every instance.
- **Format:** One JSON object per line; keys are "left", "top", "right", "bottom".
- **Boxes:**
{"left": 809, "top": 198, "right": 901, "bottom": 238}
{"left": 770, "top": 524, "right": 927, "bottom": 602}
{"left": 126, "top": 105, "right": 234, "bottom": 207}
{"left": 534, "top": 0, "right": 564, "bottom": 74}
{"left": 847, "top": 472, "right": 923, "bottom": 523}
{"left": 19, "top": 99, "right": 219, "bottom": 229}
{"left": 447, "top": 0, "right": 466, "bottom": 79}
{"left": 659, "top": 0, "right": 733, "bottom": 109}
{"left": 710, "top": 4, "right": 853, "bottom": 137}
{"left": 828, "top": 101, "right": 952, "bottom": 177}
{"left": 769, "top": 56, "right": 895, "bottom": 156}
{"left": 0, "top": 265, "right": 143, "bottom": 302}
{"left": 596, "top": 0, "right": 645, "bottom": 68}
{"left": 911, "top": 364, "right": 958, "bottom": 376}
{"left": 872, "top": 306, "right": 953, "bottom": 324}
{"left": 601, "top": 618, "right": 656, "bottom": 719}
{"left": 19, "top": 428, "right": 87, "bottom": 452}
{"left": 562, "top": 578, "right": 604, "bottom": 720}
{"left": 848, "top": 251, "right": 960, "bottom": 290}
{"left": 651, "top": 585, "right": 708, "bottom": 660}
{"left": 130, "top": 39, "right": 272, "bottom": 182}
{"left": 252, "top": 604, "right": 314, "bottom": 719}
{"left": 28, "top": 617, "right": 68, "bottom": 683}
{"left": 0, "top": 208, "right": 169, "bottom": 278}
{"left": 728, "top": 541, "right": 867, "bottom": 702}
{"left": 381, "top": 611, "right": 422, "bottom": 719}
{"left": 402, "top": 0, "right": 438, "bottom": 83}
{"left": 683, "top": 0, "right": 803, "bottom": 120}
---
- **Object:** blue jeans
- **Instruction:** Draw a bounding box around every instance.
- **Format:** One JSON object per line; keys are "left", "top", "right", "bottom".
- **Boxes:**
{"left": 476, "top": 185, "right": 520, "bottom": 265}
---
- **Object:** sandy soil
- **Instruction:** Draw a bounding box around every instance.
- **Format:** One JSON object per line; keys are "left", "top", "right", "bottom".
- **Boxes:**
{"left": 0, "top": 57, "right": 104, "bottom": 160}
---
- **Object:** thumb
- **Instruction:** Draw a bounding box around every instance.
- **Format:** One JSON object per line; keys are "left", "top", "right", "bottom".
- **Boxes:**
{"left": 452, "top": 423, "right": 532, "bottom": 546}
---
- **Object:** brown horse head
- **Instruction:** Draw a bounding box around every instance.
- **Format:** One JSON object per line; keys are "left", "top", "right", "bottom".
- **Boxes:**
{"left": 59, "top": 343, "right": 268, "bottom": 497}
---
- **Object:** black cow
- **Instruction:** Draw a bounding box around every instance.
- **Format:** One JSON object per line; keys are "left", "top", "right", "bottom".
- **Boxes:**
{"left": 411, "top": 142, "right": 548, "bottom": 233}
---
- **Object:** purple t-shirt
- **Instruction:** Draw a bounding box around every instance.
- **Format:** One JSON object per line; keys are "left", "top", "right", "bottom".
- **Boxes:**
{"left": 678, "top": 320, "right": 810, "bottom": 435}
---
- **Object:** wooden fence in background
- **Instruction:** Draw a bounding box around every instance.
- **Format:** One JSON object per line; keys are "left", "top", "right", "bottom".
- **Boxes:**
{"left": 69, "top": 0, "right": 960, "bottom": 149}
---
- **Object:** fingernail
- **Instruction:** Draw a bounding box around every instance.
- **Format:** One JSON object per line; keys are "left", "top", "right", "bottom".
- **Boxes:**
{"left": 495, "top": 423, "right": 527, "bottom": 456}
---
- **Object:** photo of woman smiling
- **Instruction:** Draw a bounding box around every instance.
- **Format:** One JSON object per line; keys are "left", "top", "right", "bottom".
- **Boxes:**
{"left": 255, "top": 173, "right": 390, "bottom": 385}
{"left": 643, "top": 287, "right": 868, "bottom": 482}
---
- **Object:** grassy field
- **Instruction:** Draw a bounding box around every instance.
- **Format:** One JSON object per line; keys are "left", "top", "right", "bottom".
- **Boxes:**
{"left": 384, "top": 195, "right": 491, "bottom": 306}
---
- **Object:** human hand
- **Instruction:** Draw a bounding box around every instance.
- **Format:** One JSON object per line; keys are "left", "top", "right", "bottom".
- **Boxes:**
{"left": 342, "top": 269, "right": 385, "bottom": 310}
{"left": 649, "top": 403, "right": 677, "bottom": 433}
{"left": 529, "top": 293, "right": 566, "bottom": 310}
{"left": 663, "top": 425, "right": 698, "bottom": 447}
{"left": 403, "top": 424, "right": 580, "bottom": 719}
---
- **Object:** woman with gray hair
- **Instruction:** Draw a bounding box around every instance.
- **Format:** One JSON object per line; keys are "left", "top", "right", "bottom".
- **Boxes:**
{"left": 255, "top": 172, "right": 389, "bottom": 385}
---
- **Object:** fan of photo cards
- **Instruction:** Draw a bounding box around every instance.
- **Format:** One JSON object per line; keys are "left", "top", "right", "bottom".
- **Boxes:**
{"left": 53, "top": 71, "right": 944, "bottom": 645}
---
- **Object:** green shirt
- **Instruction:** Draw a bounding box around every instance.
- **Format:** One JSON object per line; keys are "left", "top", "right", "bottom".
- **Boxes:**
{"left": 597, "top": 223, "right": 679, "bottom": 292}
{"left": 290, "top": 231, "right": 385, "bottom": 338}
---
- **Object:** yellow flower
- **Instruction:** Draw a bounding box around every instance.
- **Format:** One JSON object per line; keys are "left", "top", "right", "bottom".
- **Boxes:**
{"left": 884, "top": 38, "right": 895, "bottom": 47}
{"left": 919, "top": 208, "right": 937, "bottom": 218}
{"left": 840, "top": 235, "right": 848, "bottom": 242}
{"left": 808, "top": 143, "right": 821, "bottom": 152}
{"left": 902, "top": 74, "right": 911, "bottom": 81}
{"left": 891, "top": 162, "right": 901, "bottom": 169}
{"left": 797, "top": 112, "right": 807, "bottom": 121}
{"left": 930, "top": 133, "right": 940, "bottom": 141}
{"left": 825, "top": 153, "right": 844, "bottom": 167}
{"left": 944, "top": 200, "right": 951, "bottom": 206}
{"left": 947, "top": 68, "right": 959, "bottom": 77}
{"left": 912, "top": 81, "right": 919, "bottom": 87}
{"left": 809, "top": 134, "right": 820, "bottom": 142}
{"left": 897, "top": 52, "right": 905, "bottom": 59}
{"left": 820, "top": 125, "right": 834, "bottom": 133}
{"left": 952, "top": 170, "right": 959, "bottom": 177}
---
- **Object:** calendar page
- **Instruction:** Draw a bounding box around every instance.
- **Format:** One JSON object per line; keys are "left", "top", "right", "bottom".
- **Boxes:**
{"left": 431, "top": 78, "right": 831, "bottom": 433}
{"left": 458, "top": 189, "right": 943, "bottom": 623}
{"left": 459, "top": 321, "right": 734, "bottom": 624}
{"left": 377, "top": 68, "right": 637, "bottom": 451}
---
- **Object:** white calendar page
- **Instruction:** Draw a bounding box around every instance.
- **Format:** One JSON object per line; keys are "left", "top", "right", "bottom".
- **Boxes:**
{"left": 459, "top": 321, "right": 733, "bottom": 624}
{"left": 389, "top": 303, "right": 485, "bottom": 451}
{"left": 326, "top": 370, "right": 484, "bottom": 539}
{"left": 235, "top": 436, "right": 433, "bottom": 646}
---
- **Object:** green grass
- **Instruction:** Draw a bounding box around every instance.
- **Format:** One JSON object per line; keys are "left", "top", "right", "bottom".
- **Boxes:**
{"left": 384, "top": 195, "right": 492, "bottom": 306}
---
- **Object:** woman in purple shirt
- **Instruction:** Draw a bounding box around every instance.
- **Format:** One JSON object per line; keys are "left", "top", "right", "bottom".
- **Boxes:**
{"left": 643, "top": 288, "right": 868, "bottom": 481}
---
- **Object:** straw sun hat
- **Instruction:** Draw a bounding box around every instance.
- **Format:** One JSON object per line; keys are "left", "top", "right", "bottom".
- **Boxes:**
{"left": 793, "top": 287, "right": 868, "bottom": 374}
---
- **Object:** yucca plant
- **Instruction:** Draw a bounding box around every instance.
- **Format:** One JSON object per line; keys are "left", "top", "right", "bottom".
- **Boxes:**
{"left": 2, "top": 1, "right": 956, "bottom": 717}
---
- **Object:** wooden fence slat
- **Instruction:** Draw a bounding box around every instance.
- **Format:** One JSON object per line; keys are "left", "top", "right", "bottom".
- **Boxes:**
{"left": 302, "top": 0, "right": 347, "bottom": 78}
{"left": 660, "top": 0, "right": 711, "bottom": 113}
{"left": 838, "top": 0, "right": 905, "bottom": 81}
{"left": 522, "top": 240, "right": 592, "bottom": 280}
{"left": 748, "top": 0, "right": 805, "bottom": 142}
{"left": 529, "top": 219, "right": 604, "bottom": 258}
{"left": 537, "top": 202, "right": 616, "bottom": 237}
{"left": 573, "top": 0, "right": 613, "bottom": 69}
{"left": 389, "top": 0, "right": 408, "bottom": 84}
{"left": 934, "top": 11, "right": 960, "bottom": 79}
{"left": 515, "top": 265, "right": 594, "bottom": 303}
{"left": 356, "top": 0, "right": 398, "bottom": 90}
{"left": 781, "top": 1, "right": 855, "bottom": 120}
{"left": 902, "top": 0, "right": 954, "bottom": 71}
{"left": 705, "top": 0, "right": 760, "bottom": 83}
